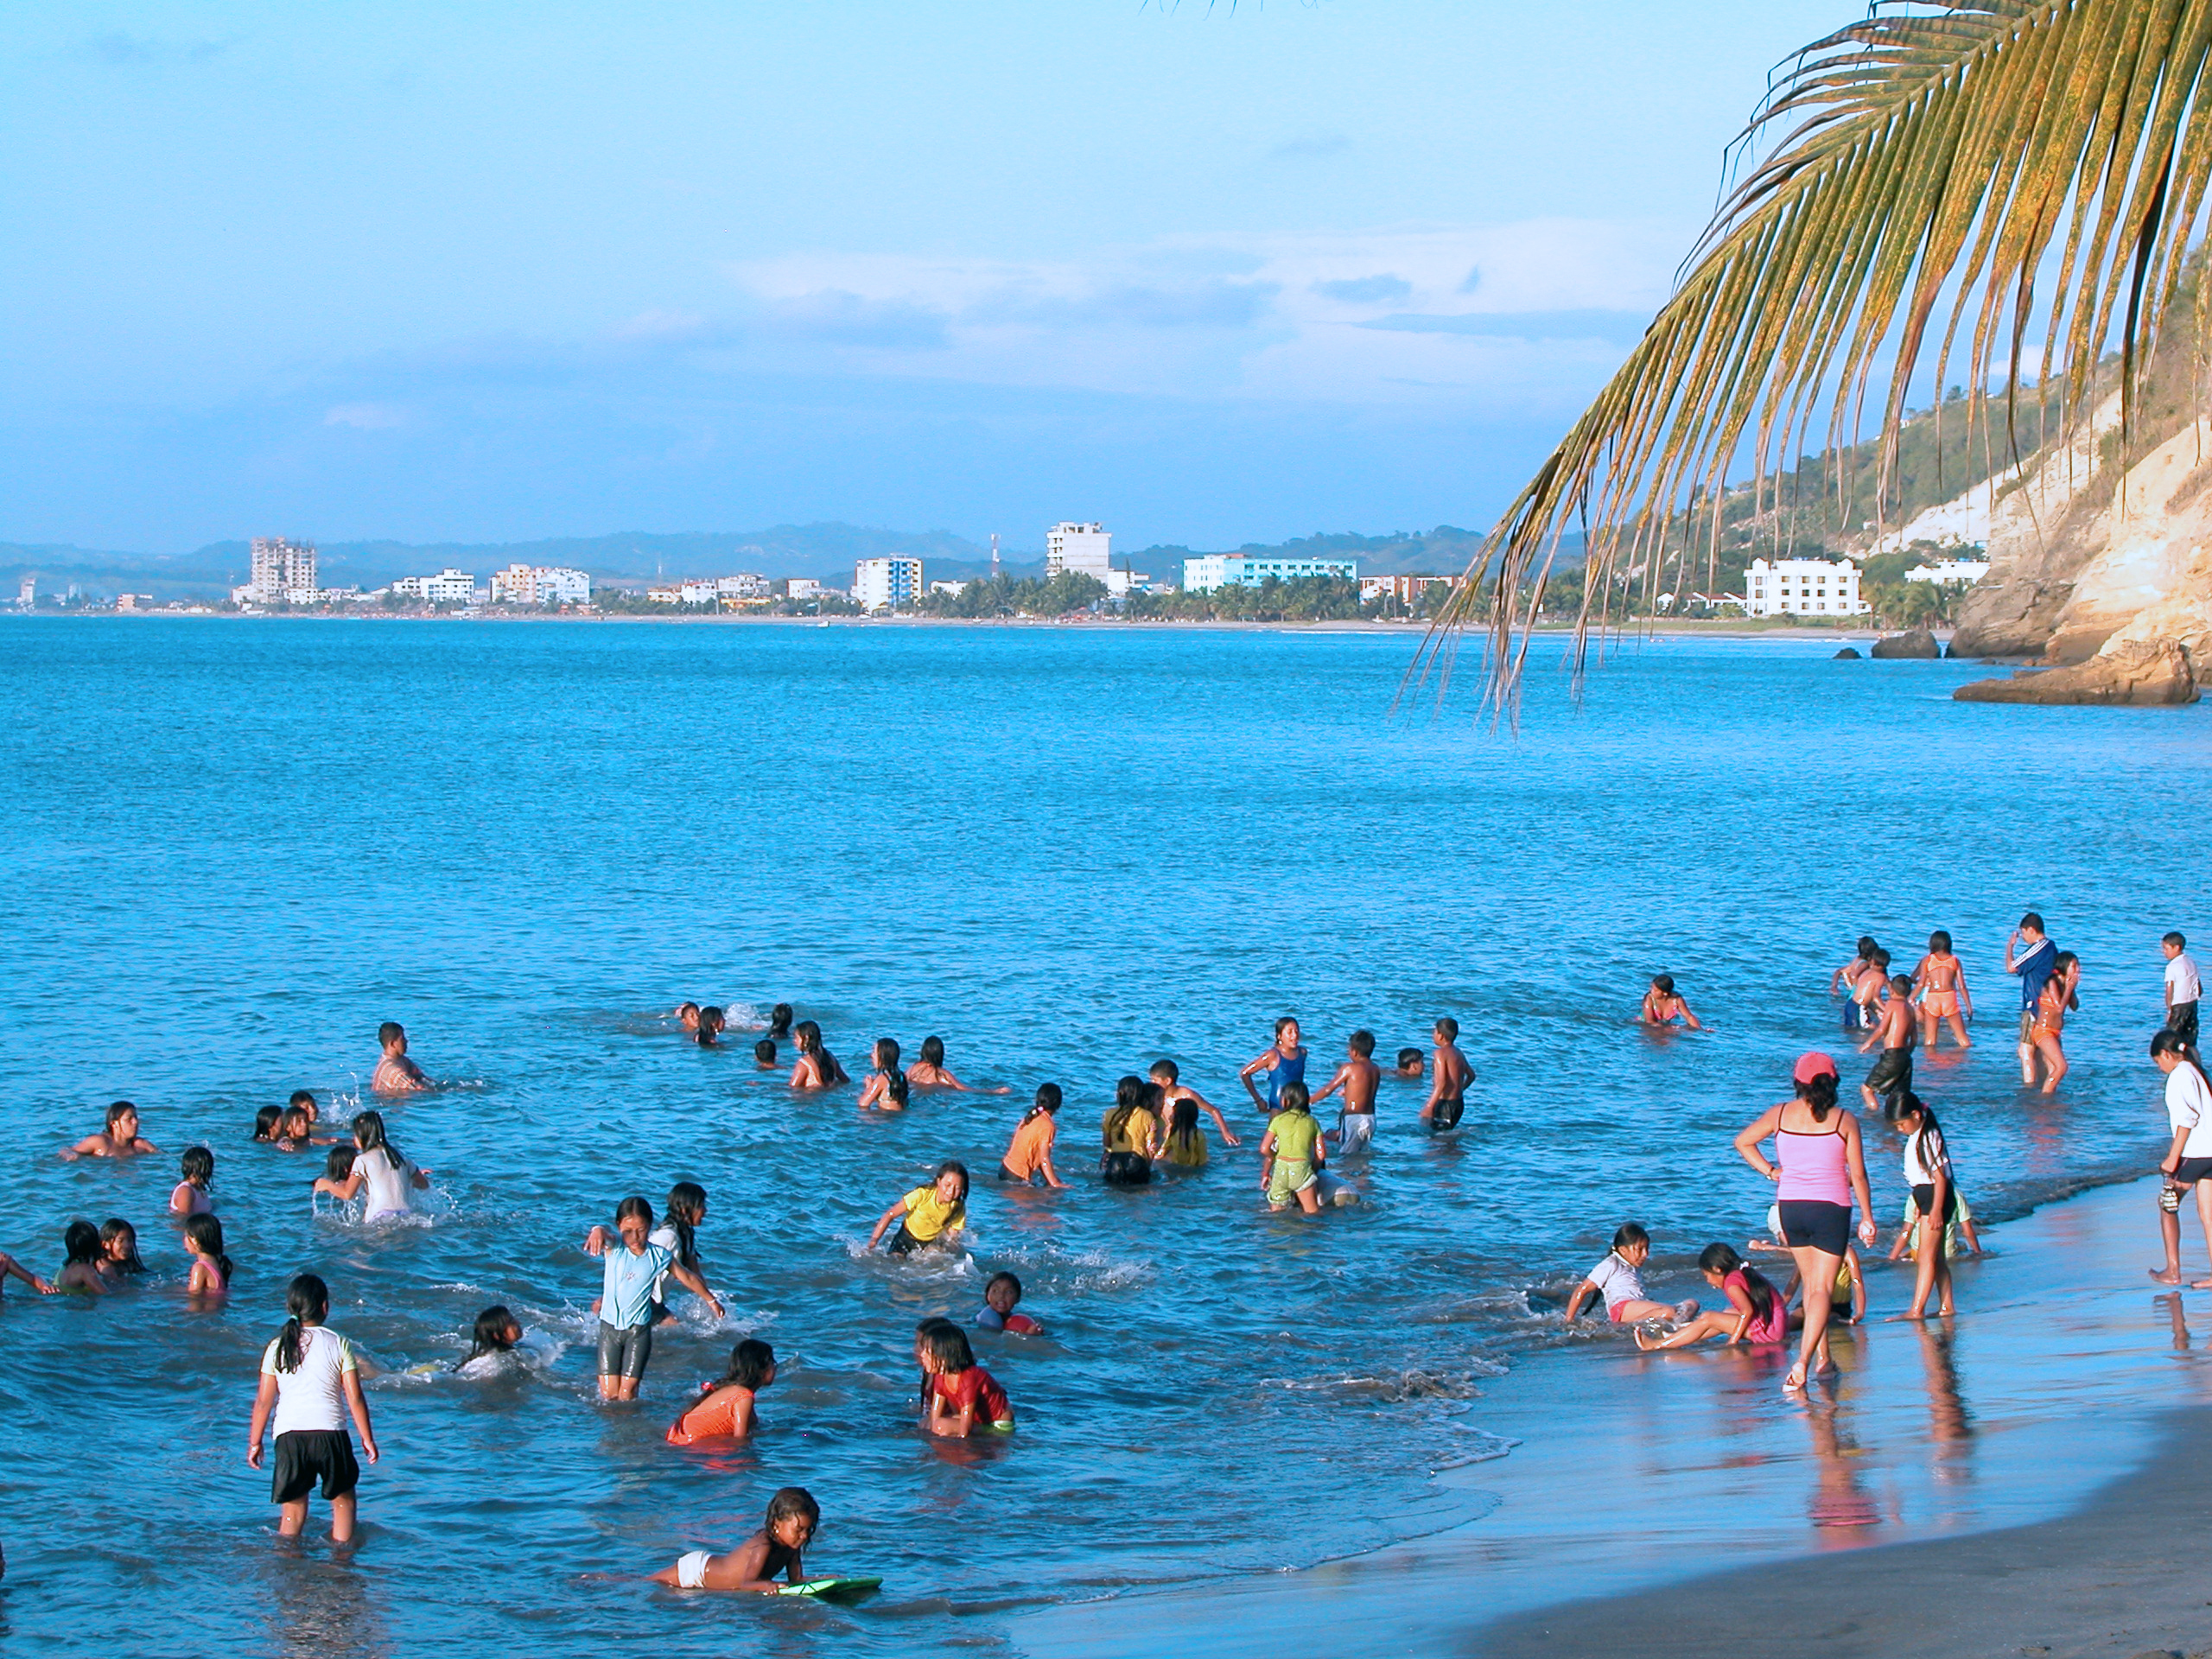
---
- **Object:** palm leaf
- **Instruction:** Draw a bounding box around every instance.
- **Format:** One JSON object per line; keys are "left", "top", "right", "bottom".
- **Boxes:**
{"left": 1420, "top": 0, "right": 2212, "bottom": 713}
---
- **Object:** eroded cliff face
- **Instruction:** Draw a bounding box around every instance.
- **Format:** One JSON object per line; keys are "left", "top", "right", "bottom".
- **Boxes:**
{"left": 1950, "top": 396, "right": 2212, "bottom": 675}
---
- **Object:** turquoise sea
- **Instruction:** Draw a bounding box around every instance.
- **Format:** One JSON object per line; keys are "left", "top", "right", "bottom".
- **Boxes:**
{"left": 0, "top": 618, "right": 2202, "bottom": 1654}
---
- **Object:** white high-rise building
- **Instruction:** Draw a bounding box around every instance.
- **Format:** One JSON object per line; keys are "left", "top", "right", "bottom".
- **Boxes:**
{"left": 1046, "top": 523, "right": 1113, "bottom": 581}
{"left": 17, "top": 578, "right": 33, "bottom": 608}
{"left": 237, "top": 537, "right": 316, "bottom": 604}
{"left": 854, "top": 556, "right": 923, "bottom": 612}
{"left": 1744, "top": 557, "right": 1867, "bottom": 618}
{"left": 488, "top": 563, "right": 591, "bottom": 606}
{"left": 391, "top": 569, "right": 477, "bottom": 605}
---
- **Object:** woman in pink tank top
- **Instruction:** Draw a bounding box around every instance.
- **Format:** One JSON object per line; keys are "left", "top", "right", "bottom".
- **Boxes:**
{"left": 1733, "top": 1052, "right": 1875, "bottom": 1391}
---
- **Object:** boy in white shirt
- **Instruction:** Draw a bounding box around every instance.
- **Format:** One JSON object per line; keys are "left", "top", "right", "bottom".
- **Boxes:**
{"left": 2164, "top": 932, "right": 2200, "bottom": 1047}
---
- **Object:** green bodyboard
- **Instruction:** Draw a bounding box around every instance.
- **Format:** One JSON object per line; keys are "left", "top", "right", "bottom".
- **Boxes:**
{"left": 780, "top": 1576, "right": 881, "bottom": 1602}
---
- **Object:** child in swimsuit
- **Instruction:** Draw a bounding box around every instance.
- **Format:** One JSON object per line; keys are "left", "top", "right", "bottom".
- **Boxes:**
{"left": 1424, "top": 1017, "right": 1472, "bottom": 1132}
{"left": 1639, "top": 975, "right": 1703, "bottom": 1028}
{"left": 767, "top": 1003, "right": 794, "bottom": 1040}
{"left": 170, "top": 1146, "right": 216, "bottom": 1217}
{"left": 975, "top": 1270, "right": 1041, "bottom": 1334}
{"left": 753, "top": 1039, "right": 779, "bottom": 1069}
{"left": 652, "top": 1487, "right": 817, "bottom": 1592}
{"left": 666, "top": 1338, "right": 776, "bottom": 1443}
{"left": 857, "top": 1039, "right": 911, "bottom": 1111}
{"left": 1260, "top": 1083, "right": 1326, "bottom": 1214}
{"left": 1149, "top": 1059, "right": 1241, "bottom": 1146}
{"left": 2027, "top": 951, "right": 2080, "bottom": 1094}
{"left": 693, "top": 1006, "right": 725, "bottom": 1048}
{"left": 999, "top": 1085, "right": 1068, "bottom": 1187}
{"left": 1911, "top": 930, "right": 1974, "bottom": 1050}
{"left": 1850, "top": 950, "right": 1891, "bottom": 1034}
{"left": 1858, "top": 973, "right": 1918, "bottom": 1116}
{"left": 868, "top": 1161, "right": 969, "bottom": 1255}
{"left": 371, "top": 1021, "right": 429, "bottom": 1095}
{"left": 906, "top": 1035, "right": 1006, "bottom": 1091}
{"left": 789, "top": 1021, "right": 849, "bottom": 1090}
{"left": 1313, "top": 1030, "right": 1382, "bottom": 1154}
{"left": 54, "top": 1221, "right": 108, "bottom": 1294}
{"left": 919, "top": 1320, "right": 1014, "bottom": 1435}
{"left": 1563, "top": 1223, "right": 1698, "bottom": 1325}
{"left": 1238, "top": 1017, "right": 1308, "bottom": 1116}
{"left": 590, "top": 1194, "right": 723, "bottom": 1402}
{"left": 62, "top": 1100, "right": 156, "bottom": 1160}
{"left": 1832, "top": 936, "right": 1878, "bottom": 1029}
{"left": 1635, "top": 1243, "right": 1786, "bottom": 1349}
{"left": 675, "top": 1001, "right": 701, "bottom": 1033}
{"left": 1395, "top": 1048, "right": 1425, "bottom": 1078}
{"left": 183, "top": 1214, "right": 232, "bottom": 1296}
{"left": 99, "top": 1219, "right": 145, "bottom": 1282}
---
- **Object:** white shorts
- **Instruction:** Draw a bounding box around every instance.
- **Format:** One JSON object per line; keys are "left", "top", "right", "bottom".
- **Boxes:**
{"left": 1337, "top": 1113, "right": 1375, "bottom": 1154}
{"left": 676, "top": 1549, "right": 712, "bottom": 1589}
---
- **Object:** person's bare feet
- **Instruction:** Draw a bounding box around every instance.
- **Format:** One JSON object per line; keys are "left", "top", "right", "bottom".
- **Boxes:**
{"left": 2040, "top": 1081, "right": 2059, "bottom": 1095}
{"left": 1783, "top": 1364, "right": 1807, "bottom": 1390}
{"left": 1634, "top": 1326, "right": 1661, "bottom": 1351}
{"left": 2149, "top": 1268, "right": 2183, "bottom": 1284}
{"left": 1889, "top": 1309, "right": 1929, "bottom": 1322}
{"left": 2191, "top": 1278, "right": 2212, "bottom": 1290}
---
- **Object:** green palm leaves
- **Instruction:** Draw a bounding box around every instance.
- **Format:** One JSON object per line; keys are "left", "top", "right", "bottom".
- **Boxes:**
{"left": 1431, "top": 0, "right": 2212, "bottom": 707}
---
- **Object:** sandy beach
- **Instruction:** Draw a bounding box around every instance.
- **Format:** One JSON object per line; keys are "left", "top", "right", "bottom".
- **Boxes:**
{"left": 1017, "top": 1174, "right": 2212, "bottom": 1659}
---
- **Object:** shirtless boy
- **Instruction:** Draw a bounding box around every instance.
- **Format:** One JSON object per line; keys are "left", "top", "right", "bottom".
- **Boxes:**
{"left": 1313, "top": 1030, "right": 1382, "bottom": 1154}
{"left": 1911, "top": 930, "right": 1973, "bottom": 1050}
{"left": 372, "top": 1022, "right": 429, "bottom": 1096}
{"left": 1859, "top": 974, "right": 1917, "bottom": 1116}
{"left": 1395, "top": 1048, "right": 1424, "bottom": 1079}
{"left": 1423, "top": 1018, "right": 1472, "bottom": 1134}
{"left": 1831, "top": 935, "right": 1878, "bottom": 1031}
{"left": 651, "top": 1487, "right": 818, "bottom": 1592}
{"left": 1850, "top": 950, "right": 1891, "bottom": 1035}
{"left": 1148, "top": 1060, "right": 1240, "bottom": 1147}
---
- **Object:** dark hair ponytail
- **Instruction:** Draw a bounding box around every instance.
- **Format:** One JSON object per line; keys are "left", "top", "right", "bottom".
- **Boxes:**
{"left": 1106, "top": 1074, "right": 1145, "bottom": 1142}
{"left": 1024, "top": 1082, "right": 1063, "bottom": 1122}
{"left": 2152, "top": 1029, "right": 2212, "bottom": 1087}
{"left": 1697, "top": 1241, "right": 1775, "bottom": 1324}
{"left": 353, "top": 1109, "right": 404, "bottom": 1170}
{"left": 276, "top": 1273, "right": 331, "bottom": 1373}
{"left": 1796, "top": 1071, "right": 1840, "bottom": 1122}
{"left": 664, "top": 1182, "right": 706, "bottom": 1270}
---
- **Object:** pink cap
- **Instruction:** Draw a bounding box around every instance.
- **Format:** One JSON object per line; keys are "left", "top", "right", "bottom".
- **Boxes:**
{"left": 1792, "top": 1051, "right": 1839, "bottom": 1084}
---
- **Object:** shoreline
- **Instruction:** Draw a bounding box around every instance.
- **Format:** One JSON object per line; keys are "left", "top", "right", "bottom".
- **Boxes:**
{"left": 1017, "top": 1173, "right": 2212, "bottom": 1658}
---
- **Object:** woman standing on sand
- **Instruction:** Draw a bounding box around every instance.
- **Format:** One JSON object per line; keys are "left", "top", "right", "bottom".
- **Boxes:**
{"left": 1732, "top": 1052, "right": 1877, "bottom": 1391}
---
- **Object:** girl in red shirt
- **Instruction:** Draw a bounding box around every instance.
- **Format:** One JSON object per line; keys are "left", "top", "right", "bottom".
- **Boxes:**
{"left": 918, "top": 1320, "right": 1014, "bottom": 1436}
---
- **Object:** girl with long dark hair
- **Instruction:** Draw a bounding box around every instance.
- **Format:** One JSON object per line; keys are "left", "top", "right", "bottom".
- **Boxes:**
{"left": 246, "top": 1273, "right": 378, "bottom": 1542}
{"left": 1636, "top": 1243, "right": 1786, "bottom": 1350}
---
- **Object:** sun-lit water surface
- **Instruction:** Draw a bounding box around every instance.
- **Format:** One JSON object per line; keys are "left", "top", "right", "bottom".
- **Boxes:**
{"left": 0, "top": 618, "right": 2202, "bottom": 1654}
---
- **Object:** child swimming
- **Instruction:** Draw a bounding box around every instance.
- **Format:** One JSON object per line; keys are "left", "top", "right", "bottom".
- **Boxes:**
{"left": 906, "top": 1035, "right": 994, "bottom": 1092}
{"left": 54, "top": 1221, "right": 107, "bottom": 1294}
{"left": 1259, "top": 1081, "right": 1326, "bottom": 1215}
{"left": 591, "top": 1194, "right": 723, "bottom": 1402}
{"left": 753, "top": 1039, "right": 778, "bottom": 1069}
{"left": 99, "top": 1218, "right": 145, "bottom": 1282}
{"left": 665, "top": 1338, "right": 776, "bottom": 1443}
{"left": 1639, "top": 975, "right": 1704, "bottom": 1029}
{"left": 1312, "top": 1030, "right": 1381, "bottom": 1154}
{"left": 371, "top": 1021, "right": 429, "bottom": 1095}
{"left": 169, "top": 1146, "right": 215, "bottom": 1217}
{"left": 62, "top": 1100, "right": 156, "bottom": 1160}
{"left": 975, "top": 1270, "right": 1041, "bottom": 1335}
{"left": 1395, "top": 1048, "right": 1425, "bottom": 1079}
{"left": 675, "top": 1001, "right": 701, "bottom": 1033}
{"left": 252, "top": 1105, "right": 284, "bottom": 1143}
{"left": 1633, "top": 1244, "right": 1786, "bottom": 1349}
{"left": 1562, "top": 1224, "right": 1699, "bottom": 1325}
{"left": 767, "top": 1003, "right": 794, "bottom": 1040}
{"left": 857, "top": 1039, "right": 911, "bottom": 1111}
{"left": 790, "top": 1020, "right": 849, "bottom": 1090}
{"left": 246, "top": 1273, "right": 378, "bottom": 1543}
{"left": 313, "top": 1111, "right": 431, "bottom": 1221}
{"left": 918, "top": 1320, "right": 1014, "bottom": 1436}
{"left": 652, "top": 1486, "right": 818, "bottom": 1592}
{"left": 693, "top": 1006, "right": 726, "bottom": 1048}
{"left": 451, "top": 1306, "right": 524, "bottom": 1376}
{"left": 183, "top": 1214, "right": 232, "bottom": 1296}
{"left": 998, "top": 1084, "right": 1068, "bottom": 1188}
{"left": 1148, "top": 1059, "right": 1241, "bottom": 1147}
{"left": 868, "top": 1161, "right": 969, "bottom": 1255}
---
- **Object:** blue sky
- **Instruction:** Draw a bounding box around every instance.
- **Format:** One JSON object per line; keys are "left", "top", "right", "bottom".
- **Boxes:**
{"left": 1, "top": 1, "right": 1841, "bottom": 553}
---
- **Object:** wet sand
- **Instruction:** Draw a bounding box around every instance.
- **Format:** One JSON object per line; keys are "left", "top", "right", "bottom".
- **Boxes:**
{"left": 1018, "top": 1175, "right": 2212, "bottom": 1658}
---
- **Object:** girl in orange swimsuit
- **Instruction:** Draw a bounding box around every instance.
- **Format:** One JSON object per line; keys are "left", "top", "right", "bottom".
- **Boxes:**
{"left": 666, "top": 1338, "right": 777, "bottom": 1444}
{"left": 2029, "top": 951, "right": 2080, "bottom": 1094}
{"left": 1912, "top": 931, "right": 1974, "bottom": 1051}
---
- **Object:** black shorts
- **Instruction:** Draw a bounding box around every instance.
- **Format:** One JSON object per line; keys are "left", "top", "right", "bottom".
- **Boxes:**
{"left": 1429, "top": 1095, "right": 1465, "bottom": 1133}
{"left": 1910, "top": 1181, "right": 1960, "bottom": 1223}
{"left": 2171, "top": 1157, "right": 2212, "bottom": 1186}
{"left": 1865, "top": 1047, "right": 1913, "bottom": 1098}
{"left": 596, "top": 1319, "right": 652, "bottom": 1379}
{"left": 1101, "top": 1152, "right": 1153, "bottom": 1186}
{"left": 1776, "top": 1199, "right": 1852, "bottom": 1257}
{"left": 2169, "top": 1002, "right": 2201, "bottom": 1046}
{"left": 270, "top": 1429, "right": 359, "bottom": 1503}
{"left": 886, "top": 1224, "right": 930, "bottom": 1255}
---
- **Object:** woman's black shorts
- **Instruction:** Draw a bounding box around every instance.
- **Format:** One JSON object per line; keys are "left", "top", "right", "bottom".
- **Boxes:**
{"left": 1776, "top": 1198, "right": 1851, "bottom": 1257}
{"left": 596, "top": 1319, "right": 652, "bottom": 1379}
{"left": 1910, "top": 1181, "right": 1960, "bottom": 1223}
{"left": 270, "top": 1429, "right": 359, "bottom": 1503}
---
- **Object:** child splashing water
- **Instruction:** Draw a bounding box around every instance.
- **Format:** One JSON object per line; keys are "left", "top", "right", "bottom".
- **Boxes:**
{"left": 246, "top": 1273, "right": 378, "bottom": 1544}
{"left": 591, "top": 1195, "right": 723, "bottom": 1402}
{"left": 868, "top": 1162, "right": 969, "bottom": 1255}
{"left": 666, "top": 1338, "right": 777, "bottom": 1444}
{"left": 313, "top": 1111, "right": 431, "bottom": 1222}
{"left": 652, "top": 1486, "right": 819, "bottom": 1592}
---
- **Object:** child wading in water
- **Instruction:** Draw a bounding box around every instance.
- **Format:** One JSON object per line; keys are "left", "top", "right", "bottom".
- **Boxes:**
{"left": 652, "top": 1487, "right": 819, "bottom": 1592}
{"left": 1891, "top": 1093, "right": 1957, "bottom": 1318}
{"left": 790, "top": 1021, "right": 849, "bottom": 1090}
{"left": 975, "top": 1270, "right": 1041, "bottom": 1334}
{"left": 55, "top": 1221, "right": 108, "bottom": 1294}
{"left": 1832, "top": 936, "right": 1879, "bottom": 1030}
{"left": 1259, "top": 1082, "right": 1326, "bottom": 1214}
{"left": 1239, "top": 1017, "right": 1309, "bottom": 1116}
{"left": 1423, "top": 1017, "right": 1473, "bottom": 1132}
{"left": 667, "top": 1338, "right": 777, "bottom": 1444}
{"left": 591, "top": 1195, "right": 722, "bottom": 1402}
{"left": 2150, "top": 1030, "right": 2212, "bottom": 1287}
{"left": 1858, "top": 973, "right": 1917, "bottom": 1117}
{"left": 1562, "top": 1223, "right": 1698, "bottom": 1325}
{"left": 246, "top": 1273, "right": 378, "bottom": 1542}
{"left": 1148, "top": 1059, "right": 1241, "bottom": 1147}
{"left": 371, "top": 1021, "right": 429, "bottom": 1095}
{"left": 1312, "top": 1030, "right": 1381, "bottom": 1154}
{"left": 997, "top": 1085, "right": 1068, "bottom": 1188}
{"left": 906, "top": 1035, "right": 1007, "bottom": 1092}
{"left": 169, "top": 1146, "right": 216, "bottom": 1216}
{"left": 918, "top": 1319, "right": 1014, "bottom": 1435}
{"left": 1911, "top": 931, "right": 1974, "bottom": 1050}
{"left": 183, "top": 1214, "right": 232, "bottom": 1296}
{"left": 857, "top": 1039, "right": 911, "bottom": 1112}
{"left": 1636, "top": 1244, "right": 1786, "bottom": 1349}
{"left": 868, "top": 1162, "right": 969, "bottom": 1255}
{"left": 1640, "top": 975, "right": 1703, "bottom": 1029}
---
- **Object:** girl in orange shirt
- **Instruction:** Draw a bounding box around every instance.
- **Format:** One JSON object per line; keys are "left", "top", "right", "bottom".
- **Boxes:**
{"left": 997, "top": 1084, "right": 1066, "bottom": 1188}
{"left": 666, "top": 1338, "right": 777, "bottom": 1444}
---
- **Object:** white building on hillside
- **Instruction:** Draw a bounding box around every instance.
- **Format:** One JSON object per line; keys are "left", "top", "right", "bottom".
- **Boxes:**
{"left": 1184, "top": 554, "right": 1359, "bottom": 593}
{"left": 391, "top": 568, "right": 477, "bottom": 605}
{"left": 489, "top": 563, "right": 591, "bottom": 606}
{"left": 1905, "top": 556, "right": 1990, "bottom": 585}
{"left": 1744, "top": 557, "right": 1867, "bottom": 618}
{"left": 1046, "top": 523, "right": 1113, "bottom": 581}
{"left": 855, "top": 556, "right": 923, "bottom": 612}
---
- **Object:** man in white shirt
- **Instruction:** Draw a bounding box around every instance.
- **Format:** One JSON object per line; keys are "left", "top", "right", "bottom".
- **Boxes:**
{"left": 2164, "top": 931, "right": 2201, "bottom": 1047}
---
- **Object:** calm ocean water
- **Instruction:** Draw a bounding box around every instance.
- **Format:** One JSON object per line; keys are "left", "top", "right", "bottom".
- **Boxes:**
{"left": 0, "top": 617, "right": 2202, "bottom": 1654}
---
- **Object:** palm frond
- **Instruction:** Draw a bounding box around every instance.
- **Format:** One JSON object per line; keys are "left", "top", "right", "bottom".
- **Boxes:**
{"left": 1421, "top": 0, "right": 2212, "bottom": 713}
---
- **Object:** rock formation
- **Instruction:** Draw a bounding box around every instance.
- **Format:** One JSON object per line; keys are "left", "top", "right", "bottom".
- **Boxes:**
{"left": 1953, "top": 640, "right": 2200, "bottom": 704}
{"left": 1870, "top": 628, "right": 1941, "bottom": 658}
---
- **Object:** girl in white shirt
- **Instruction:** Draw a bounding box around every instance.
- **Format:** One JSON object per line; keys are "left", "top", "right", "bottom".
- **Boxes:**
{"left": 312, "top": 1111, "right": 430, "bottom": 1222}
{"left": 246, "top": 1274, "right": 378, "bottom": 1542}
{"left": 2152, "top": 1031, "right": 2212, "bottom": 1287}
{"left": 1891, "top": 1093, "right": 1956, "bottom": 1318}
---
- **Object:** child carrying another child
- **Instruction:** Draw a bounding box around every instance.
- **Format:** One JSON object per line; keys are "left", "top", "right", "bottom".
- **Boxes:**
{"left": 666, "top": 1338, "right": 776, "bottom": 1444}
{"left": 918, "top": 1319, "right": 1014, "bottom": 1436}
{"left": 998, "top": 1085, "right": 1068, "bottom": 1188}
{"left": 1562, "top": 1224, "right": 1698, "bottom": 1325}
{"left": 975, "top": 1270, "right": 1041, "bottom": 1334}
{"left": 652, "top": 1487, "right": 819, "bottom": 1592}
{"left": 868, "top": 1162, "right": 969, "bottom": 1255}
{"left": 1635, "top": 1244, "right": 1785, "bottom": 1349}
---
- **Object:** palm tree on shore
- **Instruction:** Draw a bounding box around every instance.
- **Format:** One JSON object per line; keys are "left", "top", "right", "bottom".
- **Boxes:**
{"left": 1430, "top": 0, "right": 2212, "bottom": 709}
